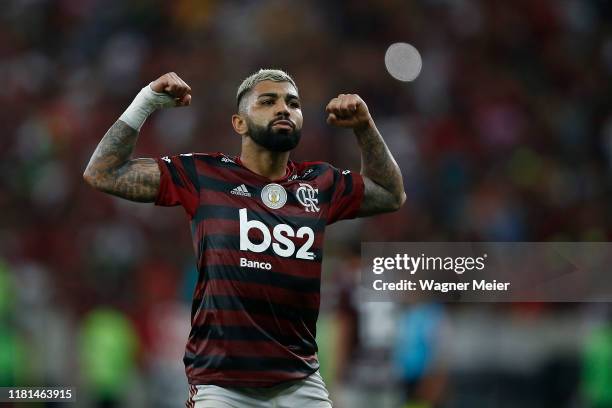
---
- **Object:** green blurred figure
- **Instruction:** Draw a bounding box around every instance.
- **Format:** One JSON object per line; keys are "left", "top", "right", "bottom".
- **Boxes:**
{"left": 582, "top": 324, "right": 612, "bottom": 408}
{"left": 79, "top": 308, "right": 138, "bottom": 408}
{"left": 0, "top": 260, "right": 28, "bottom": 388}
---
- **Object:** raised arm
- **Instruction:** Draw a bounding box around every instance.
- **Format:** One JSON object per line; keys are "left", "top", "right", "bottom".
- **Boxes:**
{"left": 326, "top": 94, "right": 406, "bottom": 216}
{"left": 83, "top": 72, "right": 192, "bottom": 202}
{"left": 83, "top": 121, "right": 160, "bottom": 202}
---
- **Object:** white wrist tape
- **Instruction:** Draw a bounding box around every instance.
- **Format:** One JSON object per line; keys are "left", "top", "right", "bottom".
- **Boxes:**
{"left": 119, "top": 83, "right": 176, "bottom": 131}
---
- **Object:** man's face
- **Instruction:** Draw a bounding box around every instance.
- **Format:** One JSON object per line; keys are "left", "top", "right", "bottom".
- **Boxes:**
{"left": 242, "top": 80, "right": 303, "bottom": 152}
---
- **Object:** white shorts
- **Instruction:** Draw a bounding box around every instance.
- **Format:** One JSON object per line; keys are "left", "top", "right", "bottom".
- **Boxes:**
{"left": 186, "top": 370, "right": 333, "bottom": 408}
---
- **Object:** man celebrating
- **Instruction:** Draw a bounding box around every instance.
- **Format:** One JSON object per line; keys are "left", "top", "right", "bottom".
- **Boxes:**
{"left": 83, "top": 69, "right": 405, "bottom": 407}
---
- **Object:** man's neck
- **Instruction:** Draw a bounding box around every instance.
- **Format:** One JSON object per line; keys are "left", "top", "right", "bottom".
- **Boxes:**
{"left": 240, "top": 143, "right": 290, "bottom": 180}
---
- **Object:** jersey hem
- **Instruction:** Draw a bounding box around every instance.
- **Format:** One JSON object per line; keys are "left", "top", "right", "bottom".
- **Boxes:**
{"left": 186, "top": 366, "right": 319, "bottom": 388}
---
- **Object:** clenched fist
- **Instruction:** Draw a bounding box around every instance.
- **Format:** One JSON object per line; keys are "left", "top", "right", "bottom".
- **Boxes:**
{"left": 325, "top": 94, "right": 372, "bottom": 130}
{"left": 151, "top": 72, "right": 192, "bottom": 107}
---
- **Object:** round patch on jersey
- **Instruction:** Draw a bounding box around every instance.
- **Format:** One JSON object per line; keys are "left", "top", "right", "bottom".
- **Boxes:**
{"left": 261, "top": 183, "right": 287, "bottom": 209}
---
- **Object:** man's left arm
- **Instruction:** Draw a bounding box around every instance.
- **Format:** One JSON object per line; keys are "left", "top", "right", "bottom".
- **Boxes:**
{"left": 326, "top": 94, "right": 406, "bottom": 216}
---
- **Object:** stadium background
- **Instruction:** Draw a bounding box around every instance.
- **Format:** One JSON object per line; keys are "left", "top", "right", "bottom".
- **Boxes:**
{"left": 1, "top": 0, "right": 612, "bottom": 407}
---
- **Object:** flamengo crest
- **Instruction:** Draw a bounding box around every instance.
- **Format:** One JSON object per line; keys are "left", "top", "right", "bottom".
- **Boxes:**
{"left": 296, "top": 183, "right": 320, "bottom": 213}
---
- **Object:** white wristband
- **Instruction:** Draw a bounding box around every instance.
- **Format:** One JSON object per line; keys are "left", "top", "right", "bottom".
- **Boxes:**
{"left": 119, "top": 83, "right": 176, "bottom": 131}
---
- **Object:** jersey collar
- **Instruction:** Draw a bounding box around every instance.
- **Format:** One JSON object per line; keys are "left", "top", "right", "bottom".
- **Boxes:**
{"left": 233, "top": 156, "right": 295, "bottom": 183}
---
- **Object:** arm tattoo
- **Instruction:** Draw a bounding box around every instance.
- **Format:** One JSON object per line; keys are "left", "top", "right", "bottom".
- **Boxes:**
{"left": 360, "top": 177, "right": 400, "bottom": 216}
{"left": 354, "top": 122, "right": 406, "bottom": 216}
{"left": 83, "top": 120, "right": 160, "bottom": 202}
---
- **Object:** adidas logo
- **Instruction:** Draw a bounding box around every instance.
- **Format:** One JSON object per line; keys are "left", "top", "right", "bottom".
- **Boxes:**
{"left": 230, "top": 184, "right": 251, "bottom": 197}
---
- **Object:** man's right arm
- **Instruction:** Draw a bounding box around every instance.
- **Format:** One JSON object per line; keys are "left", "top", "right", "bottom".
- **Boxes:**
{"left": 82, "top": 72, "right": 191, "bottom": 202}
{"left": 83, "top": 120, "right": 160, "bottom": 202}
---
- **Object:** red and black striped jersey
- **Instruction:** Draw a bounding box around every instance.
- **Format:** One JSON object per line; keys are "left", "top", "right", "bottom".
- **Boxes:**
{"left": 155, "top": 152, "right": 364, "bottom": 387}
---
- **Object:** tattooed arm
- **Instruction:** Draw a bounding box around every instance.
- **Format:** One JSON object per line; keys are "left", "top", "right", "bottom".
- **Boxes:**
{"left": 83, "top": 120, "right": 160, "bottom": 202}
{"left": 83, "top": 72, "right": 192, "bottom": 202}
{"left": 326, "top": 94, "right": 406, "bottom": 216}
{"left": 354, "top": 121, "right": 406, "bottom": 215}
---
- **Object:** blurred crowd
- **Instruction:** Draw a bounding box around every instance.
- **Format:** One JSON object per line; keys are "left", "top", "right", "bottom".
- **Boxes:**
{"left": 1, "top": 0, "right": 612, "bottom": 407}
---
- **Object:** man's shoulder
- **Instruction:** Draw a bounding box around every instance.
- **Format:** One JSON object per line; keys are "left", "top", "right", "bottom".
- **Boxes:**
{"left": 292, "top": 159, "right": 332, "bottom": 172}
{"left": 185, "top": 152, "right": 238, "bottom": 166}
{"left": 289, "top": 160, "right": 335, "bottom": 182}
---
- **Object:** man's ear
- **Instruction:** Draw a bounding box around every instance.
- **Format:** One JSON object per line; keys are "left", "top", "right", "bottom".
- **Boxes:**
{"left": 232, "top": 114, "right": 248, "bottom": 135}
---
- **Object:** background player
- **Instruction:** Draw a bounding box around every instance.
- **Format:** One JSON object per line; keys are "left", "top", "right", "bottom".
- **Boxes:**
{"left": 83, "top": 70, "right": 405, "bottom": 407}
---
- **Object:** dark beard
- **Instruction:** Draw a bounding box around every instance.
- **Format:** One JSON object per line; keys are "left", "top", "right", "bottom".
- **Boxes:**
{"left": 246, "top": 118, "right": 301, "bottom": 152}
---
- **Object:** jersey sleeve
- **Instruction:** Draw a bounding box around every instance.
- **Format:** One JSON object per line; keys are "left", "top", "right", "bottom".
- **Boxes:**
{"left": 155, "top": 153, "right": 200, "bottom": 219}
{"left": 326, "top": 166, "right": 365, "bottom": 225}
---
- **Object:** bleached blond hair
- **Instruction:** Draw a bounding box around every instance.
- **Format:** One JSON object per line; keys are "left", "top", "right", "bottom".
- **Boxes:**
{"left": 236, "top": 69, "right": 298, "bottom": 110}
